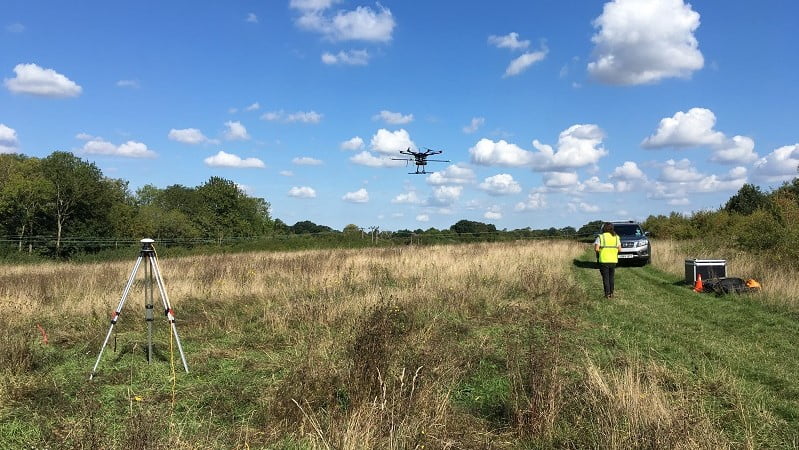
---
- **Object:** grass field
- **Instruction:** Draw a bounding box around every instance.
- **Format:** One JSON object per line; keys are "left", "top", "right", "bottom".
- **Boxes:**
{"left": 1, "top": 240, "right": 798, "bottom": 448}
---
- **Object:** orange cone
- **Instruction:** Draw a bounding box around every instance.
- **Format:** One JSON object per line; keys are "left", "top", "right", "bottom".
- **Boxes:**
{"left": 693, "top": 274, "right": 703, "bottom": 293}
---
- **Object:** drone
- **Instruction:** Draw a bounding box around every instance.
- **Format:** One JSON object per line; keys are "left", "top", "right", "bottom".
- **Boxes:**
{"left": 391, "top": 147, "right": 450, "bottom": 174}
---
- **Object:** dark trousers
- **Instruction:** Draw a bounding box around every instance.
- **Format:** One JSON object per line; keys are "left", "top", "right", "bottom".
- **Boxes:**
{"left": 599, "top": 263, "right": 616, "bottom": 296}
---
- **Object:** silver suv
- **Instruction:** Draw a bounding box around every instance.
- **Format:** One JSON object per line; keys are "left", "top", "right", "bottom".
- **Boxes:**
{"left": 598, "top": 220, "right": 651, "bottom": 266}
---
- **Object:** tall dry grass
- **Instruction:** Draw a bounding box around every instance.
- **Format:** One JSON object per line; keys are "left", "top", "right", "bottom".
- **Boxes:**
{"left": 583, "top": 359, "right": 728, "bottom": 449}
{"left": 0, "top": 241, "right": 584, "bottom": 447}
{"left": 651, "top": 238, "right": 799, "bottom": 307}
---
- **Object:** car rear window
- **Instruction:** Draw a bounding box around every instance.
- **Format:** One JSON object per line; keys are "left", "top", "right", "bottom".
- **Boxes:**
{"left": 613, "top": 224, "right": 643, "bottom": 237}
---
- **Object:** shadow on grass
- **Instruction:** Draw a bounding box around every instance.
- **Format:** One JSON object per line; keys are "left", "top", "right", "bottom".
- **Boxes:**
{"left": 573, "top": 258, "right": 652, "bottom": 271}
{"left": 573, "top": 259, "right": 598, "bottom": 269}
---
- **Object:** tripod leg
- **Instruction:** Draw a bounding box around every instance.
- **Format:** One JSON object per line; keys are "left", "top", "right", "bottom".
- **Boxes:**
{"left": 150, "top": 256, "right": 190, "bottom": 373}
{"left": 90, "top": 256, "right": 144, "bottom": 380}
{"left": 144, "top": 257, "right": 155, "bottom": 363}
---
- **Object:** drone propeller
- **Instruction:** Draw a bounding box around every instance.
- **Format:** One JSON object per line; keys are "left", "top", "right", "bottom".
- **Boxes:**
{"left": 390, "top": 158, "right": 411, "bottom": 167}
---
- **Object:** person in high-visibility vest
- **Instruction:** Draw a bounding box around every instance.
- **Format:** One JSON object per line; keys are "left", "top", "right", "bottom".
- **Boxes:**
{"left": 594, "top": 222, "right": 621, "bottom": 298}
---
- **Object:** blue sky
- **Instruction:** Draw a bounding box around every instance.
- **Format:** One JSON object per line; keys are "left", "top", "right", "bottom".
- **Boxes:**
{"left": 2, "top": 0, "right": 798, "bottom": 231}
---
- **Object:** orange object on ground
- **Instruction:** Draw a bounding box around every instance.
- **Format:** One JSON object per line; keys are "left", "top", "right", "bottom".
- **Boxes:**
{"left": 36, "top": 323, "right": 48, "bottom": 344}
{"left": 693, "top": 274, "right": 704, "bottom": 292}
{"left": 746, "top": 279, "right": 761, "bottom": 290}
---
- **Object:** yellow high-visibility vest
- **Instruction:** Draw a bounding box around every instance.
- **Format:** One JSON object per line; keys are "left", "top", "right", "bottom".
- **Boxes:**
{"left": 598, "top": 233, "right": 620, "bottom": 264}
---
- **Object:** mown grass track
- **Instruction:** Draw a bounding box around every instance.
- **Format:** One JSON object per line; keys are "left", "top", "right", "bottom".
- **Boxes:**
{"left": 571, "top": 249, "right": 799, "bottom": 447}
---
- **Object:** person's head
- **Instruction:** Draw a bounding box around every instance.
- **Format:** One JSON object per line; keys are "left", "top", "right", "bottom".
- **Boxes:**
{"left": 602, "top": 222, "right": 615, "bottom": 235}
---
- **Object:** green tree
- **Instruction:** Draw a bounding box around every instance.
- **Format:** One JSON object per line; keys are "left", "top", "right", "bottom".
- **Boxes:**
{"left": 725, "top": 183, "right": 769, "bottom": 215}
{"left": 290, "top": 220, "right": 333, "bottom": 234}
{"left": 196, "top": 177, "right": 272, "bottom": 239}
{"left": 0, "top": 156, "right": 51, "bottom": 252}
{"left": 343, "top": 224, "right": 361, "bottom": 235}
{"left": 40, "top": 152, "right": 117, "bottom": 254}
{"left": 577, "top": 220, "right": 604, "bottom": 237}
{"left": 450, "top": 219, "right": 497, "bottom": 235}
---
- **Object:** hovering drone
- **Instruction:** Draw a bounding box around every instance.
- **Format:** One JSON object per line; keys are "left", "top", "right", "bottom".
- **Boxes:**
{"left": 391, "top": 147, "right": 450, "bottom": 174}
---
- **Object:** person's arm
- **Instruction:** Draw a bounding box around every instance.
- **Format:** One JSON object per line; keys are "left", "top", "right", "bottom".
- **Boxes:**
{"left": 594, "top": 236, "right": 601, "bottom": 252}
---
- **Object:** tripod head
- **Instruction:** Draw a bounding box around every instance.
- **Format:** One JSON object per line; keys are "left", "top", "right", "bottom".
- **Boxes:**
{"left": 140, "top": 238, "right": 155, "bottom": 253}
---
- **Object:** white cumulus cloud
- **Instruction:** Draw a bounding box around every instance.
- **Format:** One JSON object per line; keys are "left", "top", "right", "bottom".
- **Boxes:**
{"left": 370, "top": 128, "right": 415, "bottom": 155}
{"left": 488, "top": 32, "right": 530, "bottom": 50}
{"left": 83, "top": 138, "right": 157, "bottom": 158}
{"left": 342, "top": 188, "right": 369, "bottom": 203}
{"left": 289, "top": 0, "right": 335, "bottom": 10}
{"left": 479, "top": 174, "right": 522, "bottom": 195}
{"left": 462, "top": 117, "right": 485, "bottom": 134}
{"left": 350, "top": 150, "right": 405, "bottom": 168}
{"left": 484, "top": 205, "right": 503, "bottom": 220}
{"left": 544, "top": 171, "right": 579, "bottom": 188}
{"left": 427, "top": 186, "right": 462, "bottom": 206}
{"left": 292, "top": 3, "right": 395, "bottom": 42}
{"left": 204, "top": 150, "right": 264, "bottom": 168}
{"left": 416, "top": 214, "right": 430, "bottom": 222}
{"left": 0, "top": 124, "right": 20, "bottom": 153}
{"left": 611, "top": 161, "right": 646, "bottom": 181}
{"left": 260, "top": 110, "right": 322, "bottom": 124}
{"left": 659, "top": 158, "right": 703, "bottom": 182}
{"left": 340, "top": 136, "right": 364, "bottom": 151}
{"left": 224, "top": 121, "right": 250, "bottom": 140}
{"left": 288, "top": 111, "right": 322, "bottom": 123}
{"left": 753, "top": 144, "right": 799, "bottom": 183}
{"left": 292, "top": 156, "right": 323, "bottom": 165}
{"left": 504, "top": 48, "right": 548, "bottom": 77}
{"left": 391, "top": 190, "right": 422, "bottom": 204}
{"left": 470, "top": 124, "right": 608, "bottom": 171}
{"left": 569, "top": 202, "right": 600, "bottom": 213}
{"left": 4, "top": 63, "right": 82, "bottom": 98}
{"left": 373, "top": 110, "right": 414, "bottom": 125}
{"left": 469, "top": 139, "right": 534, "bottom": 167}
{"left": 515, "top": 192, "right": 547, "bottom": 211}
{"left": 581, "top": 176, "right": 615, "bottom": 193}
{"left": 535, "top": 124, "right": 607, "bottom": 170}
{"left": 427, "top": 164, "right": 475, "bottom": 186}
{"left": 168, "top": 128, "right": 208, "bottom": 144}
{"left": 322, "top": 49, "right": 370, "bottom": 65}
{"left": 642, "top": 108, "right": 724, "bottom": 148}
{"left": 711, "top": 135, "right": 758, "bottom": 164}
{"left": 288, "top": 186, "right": 317, "bottom": 198}
{"left": 587, "top": 0, "right": 704, "bottom": 85}
{"left": 246, "top": 13, "right": 258, "bottom": 23}
{"left": 642, "top": 108, "right": 759, "bottom": 164}
{"left": 610, "top": 161, "right": 647, "bottom": 192}
{"left": 261, "top": 111, "right": 282, "bottom": 121}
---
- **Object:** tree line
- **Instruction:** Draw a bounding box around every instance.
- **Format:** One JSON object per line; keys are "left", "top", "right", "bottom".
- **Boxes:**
{"left": 643, "top": 180, "right": 799, "bottom": 266}
{"left": 0, "top": 152, "right": 273, "bottom": 256}
{"left": 0, "top": 151, "right": 602, "bottom": 259}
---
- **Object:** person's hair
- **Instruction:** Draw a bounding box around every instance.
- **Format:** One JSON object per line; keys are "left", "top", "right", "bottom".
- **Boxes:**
{"left": 602, "top": 222, "right": 616, "bottom": 236}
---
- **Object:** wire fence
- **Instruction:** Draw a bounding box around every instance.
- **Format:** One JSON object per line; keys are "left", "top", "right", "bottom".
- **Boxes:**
{"left": 0, "top": 230, "right": 599, "bottom": 261}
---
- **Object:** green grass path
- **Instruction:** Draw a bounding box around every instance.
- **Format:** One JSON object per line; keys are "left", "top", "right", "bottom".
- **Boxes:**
{"left": 570, "top": 250, "right": 799, "bottom": 445}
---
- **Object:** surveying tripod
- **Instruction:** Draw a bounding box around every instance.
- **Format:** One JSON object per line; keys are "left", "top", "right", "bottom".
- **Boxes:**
{"left": 89, "top": 238, "right": 189, "bottom": 380}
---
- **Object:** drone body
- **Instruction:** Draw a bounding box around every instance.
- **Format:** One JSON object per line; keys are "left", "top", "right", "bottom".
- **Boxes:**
{"left": 391, "top": 148, "right": 450, "bottom": 174}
